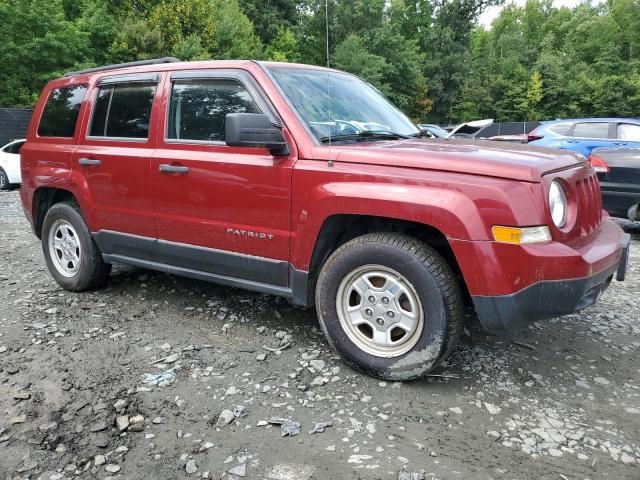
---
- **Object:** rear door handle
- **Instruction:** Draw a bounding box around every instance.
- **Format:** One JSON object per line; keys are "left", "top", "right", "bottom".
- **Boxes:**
{"left": 159, "top": 164, "right": 189, "bottom": 174}
{"left": 79, "top": 158, "right": 101, "bottom": 166}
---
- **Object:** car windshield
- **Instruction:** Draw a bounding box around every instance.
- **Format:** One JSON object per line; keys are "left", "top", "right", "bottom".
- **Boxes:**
{"left": 267, "top": 66, "right": 420, "bottom": 143}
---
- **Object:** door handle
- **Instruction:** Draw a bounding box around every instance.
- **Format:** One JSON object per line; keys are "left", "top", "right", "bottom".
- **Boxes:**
{"left": 159, "top": 164, "right": 189, "bottom": 174}
{"left": 79, "top": 158, "right": 101, "bottom": 166}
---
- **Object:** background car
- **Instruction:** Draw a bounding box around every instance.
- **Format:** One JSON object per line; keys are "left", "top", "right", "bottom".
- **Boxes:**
{"left": 589, "top": 146, "right": 640, "bottom": 219}
{"left": 528, "top": 118, "right": 640, "bottom": 156}
{"left": 0, "top": 138, "right": 24, "bottom": 190}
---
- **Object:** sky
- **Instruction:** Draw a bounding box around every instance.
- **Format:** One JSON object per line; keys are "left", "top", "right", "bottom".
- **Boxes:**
{"left": 478, "top": 0, "right": 603, "bottom": 27}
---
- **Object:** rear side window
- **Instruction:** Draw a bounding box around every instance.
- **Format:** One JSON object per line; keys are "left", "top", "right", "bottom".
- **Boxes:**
{"left": 167, "top": 79, "right": 261, "bottom": 142}
{"left": 617, "top": 123, "right": 640, "bottom": 141}
{"left": 573, "top": 122, "right": 609, "bottom": 139}
{"left": 89, "top": 83, "right": 156, "bottom": 139}
{"left": 38, "top": 86, "right": 87, "bottom": 137}
{"left": 547, "top": 123, "right": 572, "bottom": 135}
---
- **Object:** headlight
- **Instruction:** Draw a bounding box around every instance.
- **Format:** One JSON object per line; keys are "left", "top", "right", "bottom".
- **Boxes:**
{"left": 549, "top": 181, "right": 567, "bottom": 228}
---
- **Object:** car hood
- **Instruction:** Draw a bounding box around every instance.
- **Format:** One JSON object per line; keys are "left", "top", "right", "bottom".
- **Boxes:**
{"left": 328, "top": 138, "right": 584, "bottom": 182}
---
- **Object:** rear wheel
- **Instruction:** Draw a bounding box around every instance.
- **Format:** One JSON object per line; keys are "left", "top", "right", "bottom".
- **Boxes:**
{"left": 42, "top": 202, "right": 111, "bottom": 291}
{"left": 315, "top": 233, "right": 463, "bottom": 380}
{"left": 0, "top": 169, "right": 9, "bottom": 190}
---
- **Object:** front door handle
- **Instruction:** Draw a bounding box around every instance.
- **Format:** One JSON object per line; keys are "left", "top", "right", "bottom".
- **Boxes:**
{"left": 79, "top": 158, "right": 101, "bottom": 166}
{"left": 159, "top": 164, "right": 189, "bottom": 174}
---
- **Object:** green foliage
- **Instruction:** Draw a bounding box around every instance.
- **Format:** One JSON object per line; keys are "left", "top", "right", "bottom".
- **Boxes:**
{"left": 0, "top": 0, "right": 90, "bottom": 107}
{"left": 266, "top": 28, "right": 301, "bottom": 62}
{"left": 334, "top": 35, "right": 388, "bottom": 86}
{"left": 107, "top": 18, "right": 164, "bottom": 63}
{"left": 209, "top": 0, "right": 262, "bottom": 59}
{"left": 526, "top": 71, "right": 544, "bottom": 120}
{"left": 238, "top": 0, "right": 298, "bottom": 44}
{"left": 0, "top": 0, "right": 638, "bottom": 124}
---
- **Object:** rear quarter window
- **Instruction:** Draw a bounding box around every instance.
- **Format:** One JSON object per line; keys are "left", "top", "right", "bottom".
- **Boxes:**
{"left": 547, "top": 123, "right": 572, "bottom": 135}
{"left": 37, "top": 86, "right": 87, "bottom": 137}
{"left": 617, "top": 123, "right": 640, "bottom": 141}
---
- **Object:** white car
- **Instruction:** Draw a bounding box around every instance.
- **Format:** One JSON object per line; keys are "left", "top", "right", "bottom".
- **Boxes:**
{"left": 0, "top": 139, "right": 25, "bottom": 190}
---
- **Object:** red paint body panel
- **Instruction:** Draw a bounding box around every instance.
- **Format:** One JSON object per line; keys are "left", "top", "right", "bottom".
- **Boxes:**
{"left": 149, "top": 72, "right": 294, "bottom": 260}
{"left": 20, "top": 60, "right": 626, "bottom": 306}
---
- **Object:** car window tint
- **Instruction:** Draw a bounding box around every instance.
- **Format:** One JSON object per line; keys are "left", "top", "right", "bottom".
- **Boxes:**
{"left": 37, "top": 86, "right": 87, "bottom": 137}
{"left": 617, "top": 124, "right": 640, "bottom": 141}
{"left": 548, "top": 123, "right": 572, "bottom": 135}
{"left": 573, "top": 122, "right": 609, "bottom": 139}
{"left": 9, "top": 141, "right": 25, "bottom": 154}
{"left": 89, "top": 88, "right": 112, "bottom": 137}
{"left": 168, "top": 79, "right": 261, "bottom": 142}
{"left": 89, "top": 83, "right": 156, "bottom": 139}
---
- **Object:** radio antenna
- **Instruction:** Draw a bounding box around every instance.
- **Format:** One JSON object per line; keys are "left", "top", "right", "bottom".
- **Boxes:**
{"left": 325, "top": 0, "right": 333, "bottom": 168}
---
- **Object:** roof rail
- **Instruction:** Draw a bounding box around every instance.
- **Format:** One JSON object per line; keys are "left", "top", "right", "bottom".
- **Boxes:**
{"left": 64, "top": 57, "right": 182, "bottom": 77}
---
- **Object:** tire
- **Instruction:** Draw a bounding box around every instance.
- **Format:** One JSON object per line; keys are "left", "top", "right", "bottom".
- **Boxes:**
{"left": 315, "top": 233, "right": 463, "bottom": 380}
{"left": 41, "top": 202, "right": 111, "bottom": 291}
{"left": 0, "top": 168, "right": 9, "bottom": 190}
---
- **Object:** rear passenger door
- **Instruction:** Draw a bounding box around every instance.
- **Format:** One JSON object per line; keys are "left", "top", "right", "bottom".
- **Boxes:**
{"left": 73, "top": 73, "right": 160, "bottom": 254}
{"left": 562, "top": 122, "right": 611, "bottom": 155}
{"left": 150, "top": 70, "right": 293, "bottom": 287}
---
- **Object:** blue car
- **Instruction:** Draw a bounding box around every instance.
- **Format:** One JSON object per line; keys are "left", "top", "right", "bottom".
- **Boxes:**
{"left": 528, "top": 118, "right": 640, "bottom": 156}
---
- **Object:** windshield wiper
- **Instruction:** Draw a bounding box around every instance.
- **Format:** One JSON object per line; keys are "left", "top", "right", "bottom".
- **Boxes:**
{"left": 410, "top": 130, "right": 435, "bottom": 138}
{"left": 320, "top": 130, "right": 411, "bottom": 143}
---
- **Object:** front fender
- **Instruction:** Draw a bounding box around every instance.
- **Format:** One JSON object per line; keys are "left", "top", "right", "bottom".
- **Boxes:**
{"left": 290, "top": 182, "right": 488, "bottom": 270}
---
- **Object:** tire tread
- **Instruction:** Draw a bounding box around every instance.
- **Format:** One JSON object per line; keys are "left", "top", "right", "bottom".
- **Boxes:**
{"left": 321, "top": 232, "right": 463, "bottom": 368}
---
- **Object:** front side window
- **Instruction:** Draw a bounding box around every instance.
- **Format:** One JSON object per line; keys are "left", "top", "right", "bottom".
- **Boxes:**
{"left": 617, "top": 123, "right": 640, "bottom": 141}
{"left": 38, "top": 86, "right": 87, "bottom": 137}
{"left": 89, "top": 83, "right": 156, "bottom": 139}
{"left": 573, "top": 122, "right": 609, "bottom": 139}
{"left": 267, "top": 67, "right": 419, "bottom": 143}
{"left": 167, "top": 79, "right": 261, "bottom": 142}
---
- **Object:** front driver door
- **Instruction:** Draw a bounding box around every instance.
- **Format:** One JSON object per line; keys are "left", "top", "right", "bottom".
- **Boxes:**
{"left": 151, "top": 70, "right": 293, "bottom": 288}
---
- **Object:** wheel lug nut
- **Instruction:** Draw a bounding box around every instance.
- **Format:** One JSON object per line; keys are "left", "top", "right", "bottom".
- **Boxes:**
{"left": 381, "top": 297, "right": 389, "bottom": 305}
{"left": 368, "top": 296, "right": 376, "bottom": 303}
{"left": 386, "top": 311, "right": 395, "bottom": 318}
{"left": 364, "top": 308, "right": 373, "bottom": 316}
{"left": 376, "top": 318, "right": 384, "bottom": 326}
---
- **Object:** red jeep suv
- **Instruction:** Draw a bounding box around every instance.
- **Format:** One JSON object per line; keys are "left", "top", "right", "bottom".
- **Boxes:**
{"left": 20, "top": 58, "right": 630, "bottom": 380}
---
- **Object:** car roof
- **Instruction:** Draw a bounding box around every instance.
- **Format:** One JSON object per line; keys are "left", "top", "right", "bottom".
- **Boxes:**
{"left": 48, "top": 60, "right": 339, "bottom": 89}
{"left": 541, "top": 118, "right": 640, "bottom": 124}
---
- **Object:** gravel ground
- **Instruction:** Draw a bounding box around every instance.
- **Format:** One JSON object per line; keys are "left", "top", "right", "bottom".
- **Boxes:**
{"left": 1, "top": 189, "right": 639, "bottom": 480}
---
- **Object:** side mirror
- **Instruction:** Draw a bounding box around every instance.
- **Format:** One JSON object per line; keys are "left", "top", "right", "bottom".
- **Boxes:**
{"left": 225, "top": 113, "right": 289, "bottom": 156}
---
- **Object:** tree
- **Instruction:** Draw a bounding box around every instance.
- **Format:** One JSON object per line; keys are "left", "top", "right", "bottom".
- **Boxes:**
{"left": 333, "top": 34, "right": 388, "bottom": 88}
{"left": 107, "top": 18, "right": 164, "bottom": 63}
{"left": 209, "top": 0, "right": 262, "bottom": 59}
{"left": 0, "top": 0, "right": 90, "bottom": 107}
{"left": 526, "top": 71, "right": 543, "bottom": 120}
{"left": 238, "top": 0, "right": 299, "bottom": 44}
{"left": 266, "top": 27, "right": 301, "bottom": 62}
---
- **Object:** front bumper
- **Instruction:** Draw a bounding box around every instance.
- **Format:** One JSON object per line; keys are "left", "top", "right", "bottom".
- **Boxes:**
{"left": 465, "top": 225, "right": 630, "bottom": 334}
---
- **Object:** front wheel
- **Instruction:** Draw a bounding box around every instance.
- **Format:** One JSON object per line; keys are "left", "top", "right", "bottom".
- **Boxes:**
{"left": 315, "top": 233, "right": 463, "bottom": 380}
{"left": 41, "top": 202, "right": 111, "bottom": 291}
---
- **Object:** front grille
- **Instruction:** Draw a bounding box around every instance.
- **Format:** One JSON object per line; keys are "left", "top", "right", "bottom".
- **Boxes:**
{"left": 575, "top": 172, "right": 602, "bottom": 236}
